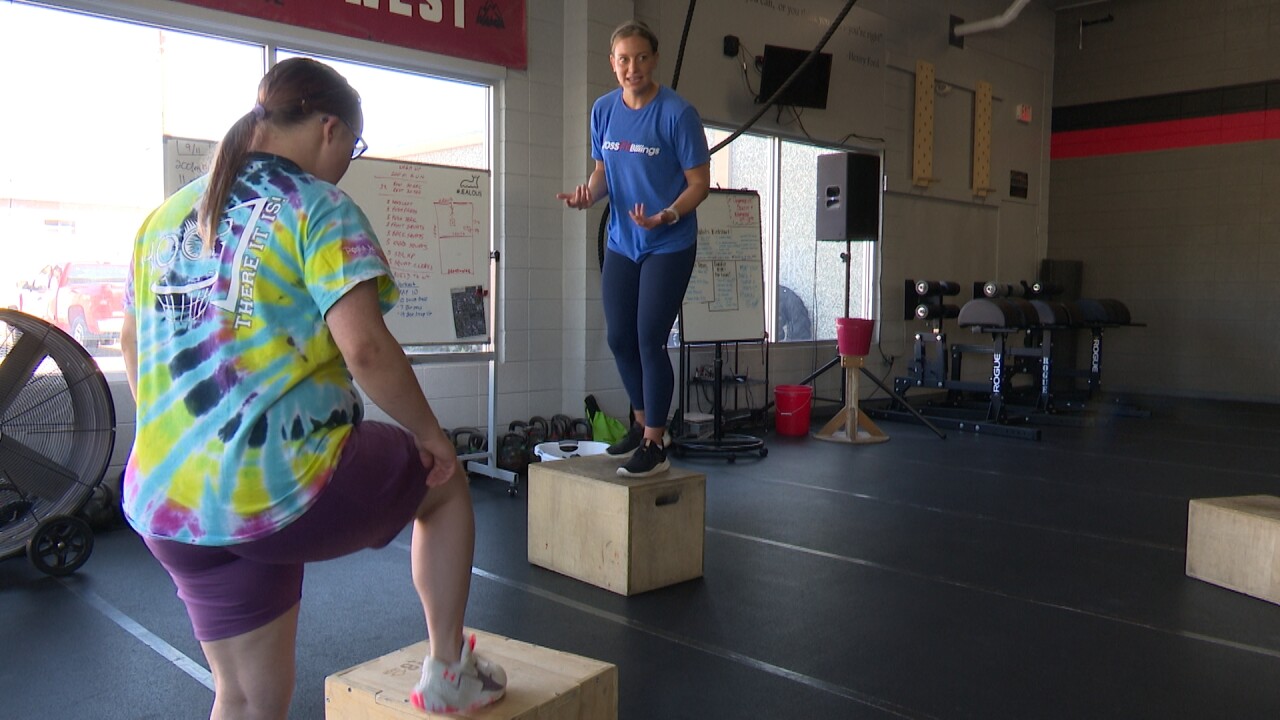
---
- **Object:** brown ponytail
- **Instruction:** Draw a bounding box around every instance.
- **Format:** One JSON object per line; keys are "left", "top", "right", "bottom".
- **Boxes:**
{"left": 199, "top": 111, "right": 258, "bottom": 248}
{"left": 197, "top": 58, "right": 362, "bottom": 252}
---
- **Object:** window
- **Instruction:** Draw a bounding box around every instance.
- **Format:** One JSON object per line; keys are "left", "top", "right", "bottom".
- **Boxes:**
{"left": 277, "top": 51, "right": 488, "bottom": 169}
{"left": 0, "top": 3, "right": 491, "bottom": 364}
{"left": 0, "top": 6, "right": 262, "bottom": 348}
{"left": 704, "top": 127, "right": 877, "bottom": 343}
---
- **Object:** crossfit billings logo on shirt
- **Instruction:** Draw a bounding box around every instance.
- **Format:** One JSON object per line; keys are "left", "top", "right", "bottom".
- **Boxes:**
{"left": 601, "top": 139, "right": 662, "bottom": 157}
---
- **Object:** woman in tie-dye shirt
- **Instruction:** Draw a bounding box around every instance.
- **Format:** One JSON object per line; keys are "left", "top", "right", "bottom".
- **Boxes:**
{"left": 120, "top": 58, "right": 505, "bottom": 718}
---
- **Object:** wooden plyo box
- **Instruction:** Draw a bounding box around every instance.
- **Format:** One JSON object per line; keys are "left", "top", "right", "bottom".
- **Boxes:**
{"left": 1186, "top": 495, "right": 1280, "bottom": 605}
{"left": 325, "top": 628, "right": 617, "bottom": 720}
{"left": 528, "top": 454, "right": 705, "bottom": 595}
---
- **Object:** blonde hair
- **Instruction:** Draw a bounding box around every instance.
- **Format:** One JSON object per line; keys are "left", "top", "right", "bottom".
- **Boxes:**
{"left": 198, "top": 58, "right": 361, "bottom": 248}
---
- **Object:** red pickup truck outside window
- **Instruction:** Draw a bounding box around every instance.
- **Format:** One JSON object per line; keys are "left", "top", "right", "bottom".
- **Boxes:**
{"left": 16, "top": 262, "right": 127, "bottom": 350}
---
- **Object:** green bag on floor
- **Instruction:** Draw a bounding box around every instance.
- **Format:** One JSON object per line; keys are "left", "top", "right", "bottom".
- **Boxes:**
{"left": 584, "top": 394, "right": 628, "bottom": 444}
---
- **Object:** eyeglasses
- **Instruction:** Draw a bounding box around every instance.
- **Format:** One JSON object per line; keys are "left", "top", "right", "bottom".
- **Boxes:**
{"left": 338, "top": 117, "right": 368, "bottom": 160}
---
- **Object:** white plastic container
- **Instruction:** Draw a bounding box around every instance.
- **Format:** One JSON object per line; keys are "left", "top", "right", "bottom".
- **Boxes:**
{"left": 533, "top": 440, "right": 610, "bottom": 462}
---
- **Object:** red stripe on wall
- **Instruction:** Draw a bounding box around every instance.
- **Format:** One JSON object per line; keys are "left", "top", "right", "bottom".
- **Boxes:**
{"left": 1050, "top": 109, "right": 1280, "bottom": 159}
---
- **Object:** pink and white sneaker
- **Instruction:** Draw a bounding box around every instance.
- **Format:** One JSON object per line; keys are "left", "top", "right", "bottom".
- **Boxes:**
{"left": 410, "top": 634, "right": 507, "bottom": 715}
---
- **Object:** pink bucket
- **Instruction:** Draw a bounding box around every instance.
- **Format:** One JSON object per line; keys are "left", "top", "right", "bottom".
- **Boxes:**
{"left": 836, "top": 318, "right": 874, "bottom": 356}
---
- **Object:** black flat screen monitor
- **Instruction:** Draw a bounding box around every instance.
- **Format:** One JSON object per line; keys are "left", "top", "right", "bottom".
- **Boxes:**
{"left": 756, "top": 44, "right": 832, "bottom": 109}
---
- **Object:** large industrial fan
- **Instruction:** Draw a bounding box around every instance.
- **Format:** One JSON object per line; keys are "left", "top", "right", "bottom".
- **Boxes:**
{"left": 0, "top": 309, "right": 116, "bottom": 575}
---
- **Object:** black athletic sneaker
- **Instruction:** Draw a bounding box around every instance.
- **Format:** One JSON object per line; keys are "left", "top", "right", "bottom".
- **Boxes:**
{"left": 606, "top": 424, "right": 644, "bottom": 457}
{"left": 617, "top": 440, "right": 670, "bottom": 478}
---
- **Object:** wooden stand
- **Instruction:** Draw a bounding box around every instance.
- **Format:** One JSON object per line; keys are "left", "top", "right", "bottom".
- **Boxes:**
{"left": 325, "top": 628, "right": 618, "bottom": 720}
{"left": 814, "top": 355, "right": 889, "bottom": 444}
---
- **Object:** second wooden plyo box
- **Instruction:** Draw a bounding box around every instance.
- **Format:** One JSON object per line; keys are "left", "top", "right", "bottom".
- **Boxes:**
{"left": 527, "top": 453, "right": 705, "bottom": 595}
{"left": 1186, "top": 495, "right": 1280, "bottom": 605}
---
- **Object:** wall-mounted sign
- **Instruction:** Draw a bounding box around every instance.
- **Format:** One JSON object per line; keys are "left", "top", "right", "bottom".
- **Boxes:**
{"left": 1010, "top": 170, "right": 1029, "bottom": 199}
{"left": 173, "top": 0, "right": 527, "bottom": 69}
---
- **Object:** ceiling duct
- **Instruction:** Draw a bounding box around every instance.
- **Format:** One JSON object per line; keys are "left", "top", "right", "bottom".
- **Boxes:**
{"left": 953, "top": 0, "right": 1031, "bottom": 38}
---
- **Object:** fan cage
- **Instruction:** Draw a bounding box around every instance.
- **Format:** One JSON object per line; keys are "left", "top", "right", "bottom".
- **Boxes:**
{"left": 0, "top": 310, "right": 116, "bottom": 557}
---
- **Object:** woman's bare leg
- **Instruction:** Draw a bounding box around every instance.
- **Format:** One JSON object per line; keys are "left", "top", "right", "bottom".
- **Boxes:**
{"left": 201, "top": 602, "right": 300, "bottom": 720}
{"left": 411, "top": 465, "right": 475, "bottom": 664}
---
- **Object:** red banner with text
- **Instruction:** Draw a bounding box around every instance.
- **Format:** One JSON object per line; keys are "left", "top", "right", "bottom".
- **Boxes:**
{"left": 173, "top": 0, "right": 526, "bottom": 69}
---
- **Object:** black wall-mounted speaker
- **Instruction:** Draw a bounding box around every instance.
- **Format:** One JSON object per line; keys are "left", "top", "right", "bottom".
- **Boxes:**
{"left": 816, "top": 152, "right": 880, "bottom": 242}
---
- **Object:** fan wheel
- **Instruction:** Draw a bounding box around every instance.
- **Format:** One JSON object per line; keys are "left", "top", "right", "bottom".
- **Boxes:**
{"left": 27, "top": 515, "right": 94, "bottom": 576}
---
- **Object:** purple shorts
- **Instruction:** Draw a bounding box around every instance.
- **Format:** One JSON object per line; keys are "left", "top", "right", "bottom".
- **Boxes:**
{"left": 143, "top": 421, "right": 430, "bottom": 642}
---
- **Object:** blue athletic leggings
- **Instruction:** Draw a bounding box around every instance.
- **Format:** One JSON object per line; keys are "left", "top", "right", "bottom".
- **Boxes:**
{"left": 601, "top": 245, "right": 696, "bottom": 428}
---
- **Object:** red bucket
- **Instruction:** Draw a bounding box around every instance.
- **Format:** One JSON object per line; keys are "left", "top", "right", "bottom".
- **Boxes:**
{"left": 836, "top": 317, "right": 874, "bottom": 356}
{"left": 774, "top": 384, "right": 813, "bottom": 436}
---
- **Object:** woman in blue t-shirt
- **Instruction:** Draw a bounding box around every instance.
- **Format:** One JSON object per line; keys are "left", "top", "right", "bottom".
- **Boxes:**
{"left": 557, "top": 19, "right": 711, "bottom": 478}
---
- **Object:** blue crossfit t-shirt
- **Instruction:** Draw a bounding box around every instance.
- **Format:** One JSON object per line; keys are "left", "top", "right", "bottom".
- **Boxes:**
{"left": 591, "top": 86, "right": 710, "bottom": 261}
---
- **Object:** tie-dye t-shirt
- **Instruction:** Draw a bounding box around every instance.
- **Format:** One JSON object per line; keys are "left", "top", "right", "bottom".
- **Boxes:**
{"left": 123, "top": 153, "right": 398, "bottom": 546}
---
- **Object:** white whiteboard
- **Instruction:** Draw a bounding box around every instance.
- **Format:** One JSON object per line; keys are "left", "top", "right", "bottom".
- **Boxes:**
{"left": 338, "top": 159, "right": 490, "bottom": 345}
{"left": 163, "top": 135, "right": 214, "bottom": 195}
{"left": 162, "top": 137, "right": 490, "bottom": 346}
{"left": 681, "top": 189, "right": 765, "bottom": 343}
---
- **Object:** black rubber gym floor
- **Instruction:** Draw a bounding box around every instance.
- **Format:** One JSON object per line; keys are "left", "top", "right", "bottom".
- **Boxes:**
{"left": 4, "top": 394, "right": 1279, "bottom": 719}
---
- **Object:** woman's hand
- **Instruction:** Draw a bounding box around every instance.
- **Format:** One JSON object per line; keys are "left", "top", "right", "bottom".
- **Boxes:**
{"left": 629, "top": 203, "right": 666, "bottom": 230}
{"left": 556, "top": 184, "right": 593, "bottom": 210}
{"left": 416, "top": 426, "right": 461, "bottom": 488}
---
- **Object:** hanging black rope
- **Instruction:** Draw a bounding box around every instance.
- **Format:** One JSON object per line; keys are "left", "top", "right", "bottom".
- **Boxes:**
{"left": 671, "top": 0, "right": 696, "bottom": 91}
